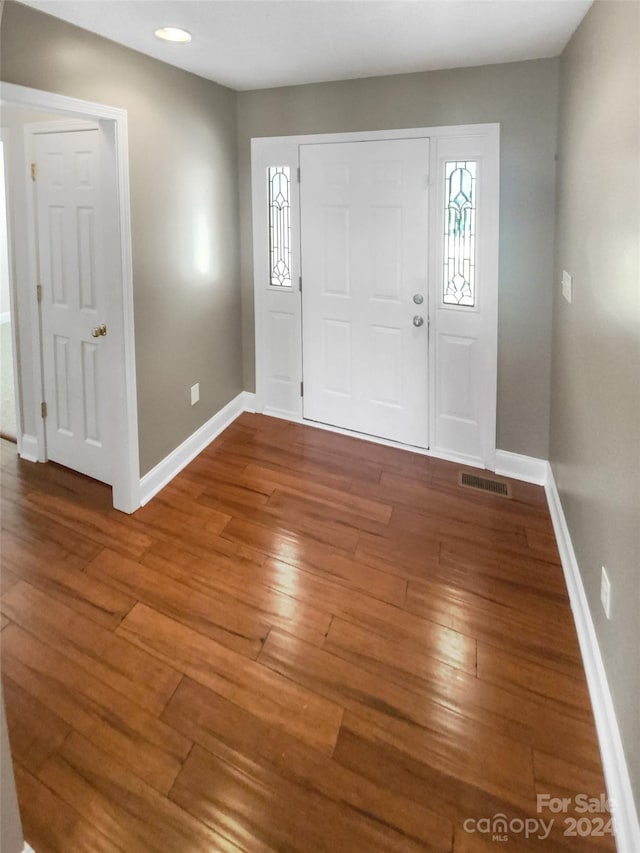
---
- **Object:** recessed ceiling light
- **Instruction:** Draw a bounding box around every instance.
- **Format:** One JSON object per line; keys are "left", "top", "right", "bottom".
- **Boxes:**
{"left": 154, "top": 27, "right": 192, "bottom": 43}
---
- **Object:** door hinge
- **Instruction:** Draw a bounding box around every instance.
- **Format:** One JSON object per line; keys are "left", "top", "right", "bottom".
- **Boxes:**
{"left": 297, "top": 166, "right": 301, "bottom": 183}
{"left": 298, "top": 276, "right": 302, "bottom": 292}
{"left": 36, "top": 284, "right": 42, "bottom": 303}
{"left": 300, "top": 381, "right": 304, "bottom": 397}
{"left": 41, "top": 402, "right": 47, "bottom": 419}
{"left": 31, "top": 162, "right": 37, "bottom": 182}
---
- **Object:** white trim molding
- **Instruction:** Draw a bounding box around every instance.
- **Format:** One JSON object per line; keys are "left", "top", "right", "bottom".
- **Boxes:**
{"left": 242, "top": 391, "right": 257, "bottom": 413}
{"left": 18, "top": 434, "right": 39, "bottom": 463}
{"left": 137, "top": 389, "right": 492, "bottom": 505}
{"left": 252, "top": 123, "right": 500, "bottom": 470}
{"left": 136, "top": 394, "right": 640, "bottom": 853}
{"left": 0, "top": 81, "right": 140, "bottom": 514}
{"left": 494, "top": 449, "right": 548, "bottom": 485}
{"left": 0, "top": 311, "right": 10, "bottom": 324}
{"left": 139, "top": 392, "right": 249, "bottom": 506}
{"left": 545, "top": 463, "right": 640, "bottom": 853}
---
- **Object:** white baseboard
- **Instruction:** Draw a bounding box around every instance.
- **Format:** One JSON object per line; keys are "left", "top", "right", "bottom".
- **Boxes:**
{"left": 139, "top": 391, "right": 248, "bottom": 506}
{"left": 134, "top": 407, "right": 639, "bottom": 852}
{"left": 545, "top": 463, "right": 640, "bottom": 853}
{"left": 494, "top": 449, "right": 548, "bottom": 485}
{"left": 242, "top": 391, "right": 256, "bottom": 413}
{"left": 18, "top": 434, "right": 39, "bottom": 463}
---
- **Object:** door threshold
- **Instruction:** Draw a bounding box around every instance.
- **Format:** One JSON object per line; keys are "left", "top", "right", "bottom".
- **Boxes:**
{"left": 302, "top": 417, "right": 486, "bottom": 469}
{"left": 302, "top": 416, "right": 430, "bottom": 455}
{"left": 259, "top": 406, "right": 485, "bottom": 469}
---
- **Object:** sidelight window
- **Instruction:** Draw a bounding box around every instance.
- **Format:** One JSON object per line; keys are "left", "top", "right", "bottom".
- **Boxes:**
{"left": 268, "top": 166, "right": 292, "bottom": 287}
{"left": 443, "top": 160, "right": 477, "bottom": 307}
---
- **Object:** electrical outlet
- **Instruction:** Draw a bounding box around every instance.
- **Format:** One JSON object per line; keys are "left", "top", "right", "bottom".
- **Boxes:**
{"left": 562, "top": 270, "right": 573, "bottom": 304}
{"left": 600, "top": 566, "right": 611, "bottom": 619}
{"left": 190, "top": 383, "right": 199, "bottom": 405}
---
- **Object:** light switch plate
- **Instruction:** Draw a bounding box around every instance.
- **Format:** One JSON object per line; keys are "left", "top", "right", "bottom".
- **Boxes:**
{"left": 190, "top": 383, "right": 199, "bottom": 405}
{"left": 562, "top": 270, "right": 572, "bottom": 304}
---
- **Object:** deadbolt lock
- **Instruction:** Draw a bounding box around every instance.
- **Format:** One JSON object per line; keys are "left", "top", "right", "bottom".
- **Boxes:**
{"left": 413, "top": 294, "right": 424, "bottom": 305}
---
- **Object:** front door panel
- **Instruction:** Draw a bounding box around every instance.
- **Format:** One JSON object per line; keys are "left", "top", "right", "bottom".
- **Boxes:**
{"left": 300, "top": 138, "right": 430, "bottom": 447}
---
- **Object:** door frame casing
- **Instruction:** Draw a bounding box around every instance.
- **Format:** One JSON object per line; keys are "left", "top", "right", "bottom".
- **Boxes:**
{"left": 0, "top": 82, "right": 139, "bottom": 512}
{"left": 0, "top": 126, "right": 24, "bottom": 458}
{"left": 251, "top": 123, "right": 500, "bottom": 469}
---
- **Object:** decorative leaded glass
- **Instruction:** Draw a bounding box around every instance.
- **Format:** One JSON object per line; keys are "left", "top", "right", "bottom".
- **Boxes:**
{"left": 443, "top": 160, "right": 477, "bottom": 306}
{"left": 268, "top": 166, "right": 292, "bottom": 287}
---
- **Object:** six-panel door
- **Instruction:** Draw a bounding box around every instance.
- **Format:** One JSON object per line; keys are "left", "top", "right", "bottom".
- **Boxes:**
{"left": 300, "top": 138, "right": 430, "bottom": 447}
{"left": 35, "top": 128, "right": 113, "bottom": 484}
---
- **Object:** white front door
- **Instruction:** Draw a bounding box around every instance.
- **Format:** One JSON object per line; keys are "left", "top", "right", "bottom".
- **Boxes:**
{"left": 34, "top": 126, "right": 115, "bottom": 484}
{"left": 300, "top": 139, "right": 430, "bottom": 447}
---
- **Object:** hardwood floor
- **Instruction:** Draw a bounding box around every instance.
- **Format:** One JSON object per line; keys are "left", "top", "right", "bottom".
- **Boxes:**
{"left": 0, "top": 415, "right": 615, "bottom": 852}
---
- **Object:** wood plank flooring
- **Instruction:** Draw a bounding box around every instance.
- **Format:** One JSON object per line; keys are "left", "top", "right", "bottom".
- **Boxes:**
{"left": 0, "top": 415, "right": 615, "bottom": 852}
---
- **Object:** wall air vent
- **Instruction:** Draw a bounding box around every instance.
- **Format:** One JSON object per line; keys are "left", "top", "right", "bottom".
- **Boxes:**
{"left": 458, "top": 471, "right": 511, "bottom": 498}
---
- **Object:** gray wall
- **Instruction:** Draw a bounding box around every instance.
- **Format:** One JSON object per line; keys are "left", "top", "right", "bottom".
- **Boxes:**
{"left": 237, "top": 58, "right": 559, "bottom": 458}
{"left": 1, "top": 1, "right": 559, "bottom": 464}
{"left": 0, "top": 0, "right": 637, "bottom": 825}
{"left": 1, "top": 1, "right": 242, "bottom": 475}
{"left": 1, "top": 684, "right": 24, "bottom": 853}
{"left": 551, "top": 0, "right": 640, "bottom": 813}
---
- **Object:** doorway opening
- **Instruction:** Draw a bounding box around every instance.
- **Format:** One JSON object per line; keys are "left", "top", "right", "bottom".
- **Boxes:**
{"left": 251, "top": 124, "right": 500, "bottom": 469}
{"left": 0, "top": 83, "right": 139, "bottom": 512}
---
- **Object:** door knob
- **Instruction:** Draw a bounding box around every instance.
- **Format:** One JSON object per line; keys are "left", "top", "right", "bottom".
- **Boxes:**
{"left": 91, "top": 324, "right": 107, "bottom": 338}
{"left": 413, "top": 315, "right": 424, "bottom": 327}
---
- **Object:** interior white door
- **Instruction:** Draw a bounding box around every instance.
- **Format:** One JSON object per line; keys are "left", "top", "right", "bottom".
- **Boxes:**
{"left": 300, "top": 138, "right": 430, "bottom": 447}
{"left": 34, "top": 127, "right": 114, "bottom": 484}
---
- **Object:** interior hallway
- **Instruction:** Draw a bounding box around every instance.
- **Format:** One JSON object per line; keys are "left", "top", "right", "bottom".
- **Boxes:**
{"left": 0, "top": 414, "right": 614, "bottom": 852}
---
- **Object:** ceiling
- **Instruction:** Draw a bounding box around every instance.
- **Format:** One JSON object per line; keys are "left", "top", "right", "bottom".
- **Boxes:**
{"left": 19, "top": 0, "right": 592, "bottom": 91}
